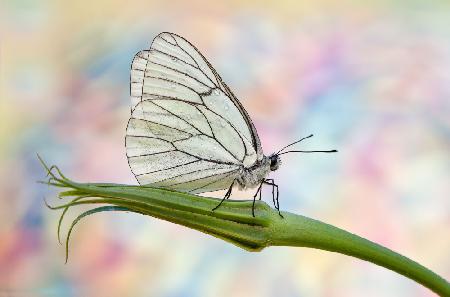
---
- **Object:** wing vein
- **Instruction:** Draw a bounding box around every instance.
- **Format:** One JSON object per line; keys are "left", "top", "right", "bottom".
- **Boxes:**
{"left": 130, "top": 117, "right": 194, "bottom": 136}
{"left": 144, "top": 75, "right": 205, "bottom": 98}
{"left": 127, "top": 150, "right": 177, "bottom": 159}
{"left": 195, "top": 106, "right": 214, "bottom": 137}
{"left": 171, "top": 35, "right": 219, "bottom": 88}
{"left": 195, "top": 106, "right": 243, "bottom": 162}
{"left": 147, "top": 60, "right": 213, "bottom": 89}
{"left": 150, "top": 48, "right": 198, "bottom": 70}
{"left": 134, "top": 160, "right": 201, "bottom": 177}
{"left": 151, "top": 101, "right": 202, "bottom": 134}
{"left": 201, "top": 103, "right": 249, "bottom": 160}
{"left": 138, "top": 95, "right": 202, "bottom": 106}
{"left": 153, "top": 166, "right": 236, "bottom": 185}
{"left": 127, "top": 134, "right": 192, "bottom": 143}
{"left": 188, "top": 171, "right": 237, "bottom": 193}
{"left": 159, "top": 34, "right": 177, "bottom": 46}
{"left": 181, "top": 150, "right": 238, "bottom": 166}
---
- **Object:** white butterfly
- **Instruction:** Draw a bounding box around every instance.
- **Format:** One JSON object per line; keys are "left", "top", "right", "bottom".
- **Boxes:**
{"left": 125, "top": 32, "right": 336, "bottom": 216}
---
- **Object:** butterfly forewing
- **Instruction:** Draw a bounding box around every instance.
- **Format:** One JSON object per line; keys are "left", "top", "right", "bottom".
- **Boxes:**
{"left": 126, "top": 32, "right": 261, "bottom": 193}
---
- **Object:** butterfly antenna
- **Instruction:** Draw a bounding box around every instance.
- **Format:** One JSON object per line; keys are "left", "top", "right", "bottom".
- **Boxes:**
{"left": 276, "top": 134, "right": 314, "bottom": 155}
{"left": 278, "top": 149, "right": 338, "bottom": 156}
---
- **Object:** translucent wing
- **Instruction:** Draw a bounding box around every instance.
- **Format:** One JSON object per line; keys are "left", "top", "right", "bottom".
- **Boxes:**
{"left": 126, "top": 32, "right": 262, "bottom": 193}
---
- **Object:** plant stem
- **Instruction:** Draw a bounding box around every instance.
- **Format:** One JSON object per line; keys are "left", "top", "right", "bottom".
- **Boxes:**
{"left": 270, "top": 213, "right": 450, "bottom": 296}
{"left": 39, "top": 156, "right": 450, "bottom": 296}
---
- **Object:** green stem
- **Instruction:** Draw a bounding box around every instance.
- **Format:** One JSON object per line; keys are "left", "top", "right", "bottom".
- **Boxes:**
{"left": 39, "top": 156, "right": 449, "bottom": 296}
{"left": 270, "top": 213, "right": 450, "bottom": 296}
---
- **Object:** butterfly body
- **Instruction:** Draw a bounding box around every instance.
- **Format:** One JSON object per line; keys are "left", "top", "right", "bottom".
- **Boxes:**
{"left": 235, "top": 156, "right": 272, "bottom": 190}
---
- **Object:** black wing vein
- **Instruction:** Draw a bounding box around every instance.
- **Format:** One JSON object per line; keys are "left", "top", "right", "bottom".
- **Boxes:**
{"left": 172, "top": 170, "right": 237, "bottom": 188}
{"left": 134, "top": 160, "right": 201, "bottom": 177}
{"left": 130, "top": 117, "right": 194, "bottom": 136}
{"left": 188, "top": 171, "right": 238, "bottom": 193}
{"left": 146, "top": 60, "right": 213, "bottom": 89}
{"left": 170, "top": 35, "right": 219, "bottom": 87}
{"left": 149, "top": 48, "right": 201, "bottom": 74}
{"left": 153, "top": 165, "right": 237, "bottom": 186}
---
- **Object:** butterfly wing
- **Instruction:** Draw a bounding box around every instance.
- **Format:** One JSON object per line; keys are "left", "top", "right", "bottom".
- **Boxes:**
{"left": 126, "top": 32, "right": 261, "bottom": 193}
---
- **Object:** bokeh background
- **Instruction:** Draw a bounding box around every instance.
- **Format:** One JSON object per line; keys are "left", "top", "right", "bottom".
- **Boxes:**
{"left": 1, "top": 0, "right": 449, "bottom": 296}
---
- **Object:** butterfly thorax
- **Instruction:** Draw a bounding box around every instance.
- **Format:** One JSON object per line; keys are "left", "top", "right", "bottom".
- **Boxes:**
{"left": 236, "top": 156, "right": 271, "bottom": 190}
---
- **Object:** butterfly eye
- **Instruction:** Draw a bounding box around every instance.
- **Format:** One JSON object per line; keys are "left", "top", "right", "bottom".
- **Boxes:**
{"left": 270, "top": 157, "right": 276, "bottom": 167}
{"left": 269, "top": 155, "right": 280, "bottom": 171}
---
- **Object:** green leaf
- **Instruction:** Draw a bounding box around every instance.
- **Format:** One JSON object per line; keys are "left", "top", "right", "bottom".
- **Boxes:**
{"left": 64, "top": 205, "right": 130, "bottom": 263}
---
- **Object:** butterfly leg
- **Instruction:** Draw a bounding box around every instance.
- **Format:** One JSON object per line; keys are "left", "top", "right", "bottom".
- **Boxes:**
{"left": 274, "top": 183, "right": 282, "bottom": 218}
{"left": 252, "top": 181, "right": 264, "bottom": 217}
{"left": 259, "top": 182, "right": 263, "bottom": 201}
{"left": 212, "top": 180, "right": 235, "bottom": 212}
{"left": 263, "top": 179, "right": 283, "bottom": 218}
{"left": 264, "top": 178, "right": 276, "bottom": 207}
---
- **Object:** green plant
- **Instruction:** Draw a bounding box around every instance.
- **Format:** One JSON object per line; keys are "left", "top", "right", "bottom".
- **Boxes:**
{"left": 39, "top": 155, "right": 450, "bottom": 296}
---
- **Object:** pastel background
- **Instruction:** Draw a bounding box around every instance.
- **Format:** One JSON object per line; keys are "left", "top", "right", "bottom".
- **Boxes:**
{"left": 1, "top": 1, "right": 449, "bottom": 296}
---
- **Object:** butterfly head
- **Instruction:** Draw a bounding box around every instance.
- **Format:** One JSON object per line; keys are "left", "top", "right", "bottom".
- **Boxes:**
{"left": 269, "top": 154, "right": 281, "bottom": 171}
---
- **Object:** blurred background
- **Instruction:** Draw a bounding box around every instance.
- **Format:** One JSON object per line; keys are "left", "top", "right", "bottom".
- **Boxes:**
{"left": 1, "top": 0, "right": 449, "bottom": 296}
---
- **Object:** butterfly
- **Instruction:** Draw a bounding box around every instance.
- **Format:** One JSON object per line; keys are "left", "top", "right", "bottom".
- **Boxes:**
{"left": 125, "top": 32, "right": 336, "bottom": 217}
